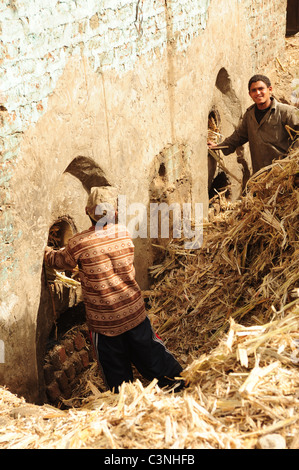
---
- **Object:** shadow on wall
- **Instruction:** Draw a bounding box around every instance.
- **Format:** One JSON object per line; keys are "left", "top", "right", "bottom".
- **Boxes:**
{"left": 208, "top": 68, "right": 250, "bottom": 198}
{"left": 36, "top": 156, "right": 112, "bottom": 403}
{"left": 65, "top": 156, "right": 110, "bottom": 191}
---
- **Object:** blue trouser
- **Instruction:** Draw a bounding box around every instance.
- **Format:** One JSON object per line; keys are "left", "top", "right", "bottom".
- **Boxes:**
{"left": 91, "top": 316, "right": 183, "bottom": 392}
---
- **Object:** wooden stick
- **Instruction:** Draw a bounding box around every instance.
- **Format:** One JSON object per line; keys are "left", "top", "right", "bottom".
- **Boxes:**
{"left": 207, "top": 145, "right": 230, "bottom": 150}
{"left": 208, "top": 149, "right": 242, "bottom": 184}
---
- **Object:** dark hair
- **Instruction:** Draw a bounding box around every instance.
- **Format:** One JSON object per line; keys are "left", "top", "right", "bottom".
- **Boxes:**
{"left": 248, "top": 74, "right": 271, "bottom": 91}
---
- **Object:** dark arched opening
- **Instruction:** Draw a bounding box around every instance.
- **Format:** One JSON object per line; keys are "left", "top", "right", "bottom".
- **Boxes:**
{"left": 207, "top": 108, "right": 230, "bottom": 197}
{"left": 64, "top": 156, "right": 110, "bottom": 191}
{"left": 36, "top": 158, "right": 113, "bottom": 405}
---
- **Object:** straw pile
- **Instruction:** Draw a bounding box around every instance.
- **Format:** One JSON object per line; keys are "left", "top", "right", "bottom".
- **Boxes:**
{"left": 0, "top": 306, "right": 298, "bottom": 449}
{"left": 0, "top": 151, "right": 298, "bottom": 449}
{"left": 147, "top": 150, "right": 299, "bottom": 359}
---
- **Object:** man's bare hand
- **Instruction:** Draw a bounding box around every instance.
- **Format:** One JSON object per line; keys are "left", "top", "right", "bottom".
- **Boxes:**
{"left": 44, "top": 246, "right": 53, "bottom": 260}
{"left": 207, "top": 141, "right": 219, "bottom": 149}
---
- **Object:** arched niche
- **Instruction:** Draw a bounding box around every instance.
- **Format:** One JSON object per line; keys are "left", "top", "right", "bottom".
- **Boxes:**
{"left": 36, "top": 156, "right": 112, "bottom": 403}
{"left": 208, "top": 68, "right": 249, "bottom": 204}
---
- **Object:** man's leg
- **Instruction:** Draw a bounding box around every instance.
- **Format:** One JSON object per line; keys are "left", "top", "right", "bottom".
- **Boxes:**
{"left": 127, "top": 317, "right": 184, "bottom": 390}
{"left": 91, "top": 331, "right": 133, "bottom": 392}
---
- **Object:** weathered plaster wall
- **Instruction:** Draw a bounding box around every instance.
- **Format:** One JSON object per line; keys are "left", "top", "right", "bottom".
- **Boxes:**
{"left": 0, "top": 0, "right": 287, "bottom": 402}
{"left": 245, "top": 0, "right": 288, "bottom": 69}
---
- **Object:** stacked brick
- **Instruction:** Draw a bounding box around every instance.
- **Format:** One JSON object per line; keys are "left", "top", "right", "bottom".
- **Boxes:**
{"left": 43, "top": 324, "right": 96, "bottom": 405}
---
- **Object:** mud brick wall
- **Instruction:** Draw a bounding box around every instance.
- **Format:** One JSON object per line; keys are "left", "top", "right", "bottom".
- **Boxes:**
{"left": 43, "top": 324, "right": 95, "bottom": 405}
{"left": 245, "top": 0, "right": 288, "bottom": 68}
{"left": 0, "top": 0, "right": 286, "bottom": 181}
{"left": 0, "top": 0, "right": 288, "bottom": 404}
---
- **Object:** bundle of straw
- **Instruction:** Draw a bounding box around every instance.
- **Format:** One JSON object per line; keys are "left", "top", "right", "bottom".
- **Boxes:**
{"left": 147, "top": 150, "right": 299, "bottom": 358}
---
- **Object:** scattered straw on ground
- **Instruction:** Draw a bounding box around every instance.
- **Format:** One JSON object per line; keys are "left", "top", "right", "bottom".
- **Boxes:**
{"left": 0, "top": 305, "right": 298, "bottom": 449}
{"left": 1, "top": 148, "right": 298, "bottom": 449}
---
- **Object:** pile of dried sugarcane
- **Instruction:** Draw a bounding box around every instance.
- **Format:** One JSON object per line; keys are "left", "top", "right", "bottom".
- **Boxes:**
{"left": 0, "top": 304, "right": 298, "bottom": 449}
{"left": 147, "top": 150, "right": 299, "bottom": 359}
{"left": 0, "top": 150, "right": 298, "bottom": 449}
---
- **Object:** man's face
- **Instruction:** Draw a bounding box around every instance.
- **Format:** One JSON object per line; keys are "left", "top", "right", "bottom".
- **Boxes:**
{"left": 249, "top": 81, "right": 272, "bottom": 109}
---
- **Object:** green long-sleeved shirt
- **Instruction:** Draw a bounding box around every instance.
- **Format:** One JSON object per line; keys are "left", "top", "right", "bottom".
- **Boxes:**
{"left": 221, "top": 98, "right": 299, "bottom": 174}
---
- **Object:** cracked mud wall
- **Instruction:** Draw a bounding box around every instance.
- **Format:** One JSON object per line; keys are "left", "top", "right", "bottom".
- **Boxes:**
{"left": 0, "top": 0, "right": 287, "bottom": 402}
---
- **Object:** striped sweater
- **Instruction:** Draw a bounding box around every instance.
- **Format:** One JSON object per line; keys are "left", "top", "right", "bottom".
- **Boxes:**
{"left": 45, "top": 223, "right": 147, "bottom": 336}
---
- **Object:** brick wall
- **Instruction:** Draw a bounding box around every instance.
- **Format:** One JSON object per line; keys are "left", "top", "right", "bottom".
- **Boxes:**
{"left": 244, "top": 0, "right": 287, "bottom": 69}
{"left": 0, "top": 0, "right": 212, "bottom": 285}
{"left": 0, "top": 0, "right": 287, "bottom": 283}
{"left": 0, "top": 0, "right": 210, "bottom": 168}
{"left": 44, "top": 323, "right": 96, "bottom": 405}
{"left": 0, "top": 0, "right": 286, "bottom": 166}
{"left": 0, "top": 0, "right": 288, "bottom": 403}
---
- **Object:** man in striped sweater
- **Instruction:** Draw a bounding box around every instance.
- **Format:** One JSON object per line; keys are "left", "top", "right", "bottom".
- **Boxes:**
{"left": 44, "top": 187, "right": 183, "bottom": 393}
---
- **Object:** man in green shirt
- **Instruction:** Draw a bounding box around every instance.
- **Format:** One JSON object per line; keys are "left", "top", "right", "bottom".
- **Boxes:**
{"left": 208, "top": 74, "right": 299, "bottom": 174}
